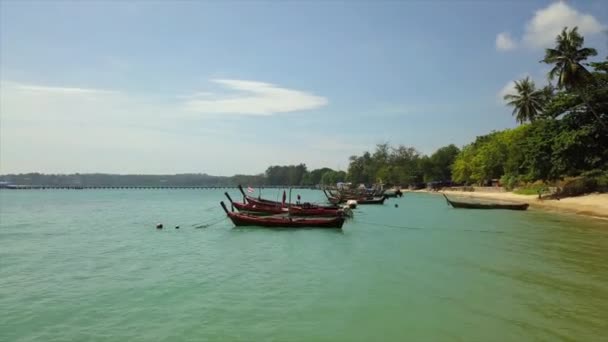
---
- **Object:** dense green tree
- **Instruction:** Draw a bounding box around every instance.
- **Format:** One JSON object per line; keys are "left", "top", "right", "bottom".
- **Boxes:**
{"left": 265, "top": 164, "right": 308, "bottom": 185}
{"left": 320, "top": 170, "right": 346, "bottom": 185}
{"left": 451, "top": 145, "right": 475, "bottom": 184}
{"left": 347, "top": 151, "right": 374, "bottom": 184}
{"left": 427, "top": 144, "right": 460, "bottom": 181}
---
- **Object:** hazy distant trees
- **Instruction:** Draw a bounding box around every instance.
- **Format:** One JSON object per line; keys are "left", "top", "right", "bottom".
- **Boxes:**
{"left": 264, "top": 164, "right": 345, "bottom": 186}
{"left": 1, "top": 167, "right": 346, "bottom": 187}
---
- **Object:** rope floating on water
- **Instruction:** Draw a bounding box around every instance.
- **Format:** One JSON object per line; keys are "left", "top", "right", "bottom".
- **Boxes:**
{"left": 193, "top": 216, "right": 227, "bottom": 229}
{"left": 355, "top": 220, "right": 424, "bottom": 230}
{"left": 355, "top": 220, "right": 504, "bottom": 234}
{"left": 201, "top": 204, "right": 220, "bottom": 212}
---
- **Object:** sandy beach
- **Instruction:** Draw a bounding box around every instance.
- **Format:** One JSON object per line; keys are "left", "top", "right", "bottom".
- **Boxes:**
{"left": 416, "top": 190, "right": 608, "bottom": 220}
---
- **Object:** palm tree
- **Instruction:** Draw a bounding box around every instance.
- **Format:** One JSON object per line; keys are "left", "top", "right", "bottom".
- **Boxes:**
{"left": 503, "top": 77, "right": 545, "bottom": 124}
{"left": 542, "top": 27, "right": 605, "bottom": 130}
{"left": 542, "top": 27, "right": 597, "bottom": 90}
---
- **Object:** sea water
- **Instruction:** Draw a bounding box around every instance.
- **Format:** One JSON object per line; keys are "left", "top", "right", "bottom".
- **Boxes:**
{"left": 1, "top": 189, "right": 607, "bottom": 341}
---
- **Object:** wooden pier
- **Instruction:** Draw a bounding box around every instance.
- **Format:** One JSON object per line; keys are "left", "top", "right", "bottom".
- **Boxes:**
{"left": 0, "top": 185, "right": 317, "bottom": 190}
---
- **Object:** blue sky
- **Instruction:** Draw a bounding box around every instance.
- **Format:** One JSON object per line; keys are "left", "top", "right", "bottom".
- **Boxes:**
{"left": 1, "top": 1, "right": 606, "bottom": 175}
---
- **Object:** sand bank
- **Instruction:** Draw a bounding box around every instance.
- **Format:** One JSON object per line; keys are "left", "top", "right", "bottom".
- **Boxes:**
{"left": 414, "top": 189, "right": 608, "bottom": 220}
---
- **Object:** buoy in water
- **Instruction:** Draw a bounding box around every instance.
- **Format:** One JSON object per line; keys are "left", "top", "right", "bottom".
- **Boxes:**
{"left": 394, "top": 204, "right": 399, "bottom": 208}
{"left": 156, "top": 223, "right": 163, "bottom": 229}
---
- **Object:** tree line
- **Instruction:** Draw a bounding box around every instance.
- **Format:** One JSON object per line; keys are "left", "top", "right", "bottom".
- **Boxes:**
{"left": 264, "top": 164, "right": 346, "bottom": 186}
{"left": 0, "top": 167, "right": 346, "bottom": 188}
{"left": 344, "top": 27, "right": 607, "bottom": 191}
{"left": 0, "top": 173, "right": 236, "bottom": 187}
{"left": 346, "top": 144, "right": 460, "bottom": 187}
{"left": 453, "top": 27, "right": 607, "bottom": 189}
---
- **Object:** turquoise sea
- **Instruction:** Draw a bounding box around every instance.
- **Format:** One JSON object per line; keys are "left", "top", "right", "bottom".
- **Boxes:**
{"left": 1, "top": 189, "right": 607, "bottom": 341}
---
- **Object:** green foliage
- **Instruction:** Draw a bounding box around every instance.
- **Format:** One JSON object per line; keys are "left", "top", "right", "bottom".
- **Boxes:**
{"left": 451, "top": 145, "right": 474, "bottom": 184}
{"left": 451, "top": 113, "right": 608, "bottom": 186}
{"left": 301, "top": 168, "right": 333, "bottom": 186}
{"left": 426, "top": 145, "right": 460, "bottom": 181}
{"left": 597, "top": 174, "right": 608, "bottom": 191}
{"left": 347, "top": 151, "right": 374, "bottom": 184}
{"left": 518, "top": 120, "right": 558, "bottom": 180}
{"left": 561, "top": 171, "right": 608, "bottom": 195}
{"left": 503, "top": 77, "right": 549, "bottom": 124}
{"left": 264, "top": 165, "right": 349, "bottom": 186}
{"left": 451, "top": 27, "right": 608, "bottom": 196}
{"left": 500, "top": 174, "right": 523, "bottom": 191}
{"left": 346, "top": 143, "right": 457, "bottom": 186}
{"left": 265, "top": 164, "right": 308, "bottom": 186}
{"left": 541, "top": 90, "right": 582, "bottom": 119}
{"left": 0, "top": 173, "right": 251, "bottom": 187}
{"left": 559, "top": 177, "right": 599, "bottom": 197}
{"left": 451, "top": 127, "right": 529, "bottom": 185}
{"left": 542, "top": 27, "right": 598, "bottom": 90}
{"left": 513, "top": 183, "right": 547, "bottom": 195}
{"left": 320, "top": 170, "right": 347, "bottom": 185}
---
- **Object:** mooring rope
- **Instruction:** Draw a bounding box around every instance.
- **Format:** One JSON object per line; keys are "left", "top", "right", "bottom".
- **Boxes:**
{"left": 201, "top": 203, "right": 221, "bottom": 212}
{"left": 194, "top": 216, "right": 227, "bottom": 229}
{"left": 355, "top": 220, "right": 424, "bottom": 230}
{"left": 354, "top": 220, "right": 504, "bottom": 234}
{"left": 191, "top": 214, "right": 224, "bottom": 228}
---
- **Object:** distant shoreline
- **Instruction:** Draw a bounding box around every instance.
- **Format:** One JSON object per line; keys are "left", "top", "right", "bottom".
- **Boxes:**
{"left": 413, "top": 189, "right": 608, "bottom": 220}
{"left": 0, "top": 185, "right": 314, "bottom": 190}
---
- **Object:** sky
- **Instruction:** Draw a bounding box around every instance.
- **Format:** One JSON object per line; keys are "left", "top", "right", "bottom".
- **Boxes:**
{"left": 1, "top": 0, "right": 607, "bottom": 176}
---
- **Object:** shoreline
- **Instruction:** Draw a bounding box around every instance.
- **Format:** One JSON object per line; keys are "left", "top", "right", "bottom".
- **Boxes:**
{"left": 409, "top": 189, "right": 608, "bottom": 220}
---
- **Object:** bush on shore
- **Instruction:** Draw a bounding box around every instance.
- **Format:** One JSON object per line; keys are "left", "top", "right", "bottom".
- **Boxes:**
{"left": 558, "top": 171, "right": 608, "bottom": 197}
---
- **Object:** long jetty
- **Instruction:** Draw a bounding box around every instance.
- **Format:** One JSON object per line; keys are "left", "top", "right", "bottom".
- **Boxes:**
{"left": 0, "top": 185, "right": 317, "bottom": 190}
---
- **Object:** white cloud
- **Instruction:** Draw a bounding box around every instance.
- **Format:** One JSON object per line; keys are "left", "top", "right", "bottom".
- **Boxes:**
{"left": 183, "top": 79, "right": 328, "bottom": 115}
{"left": 176, "top": 91, "right": 214, "bottom": 99}
{"left": 497, "top": 72, "right": 532, "bottom": 102}
{"left": 494, "top": 2, "right": 605, "bottom": 51}
{"left": 523, "top": 2, "right": 605, "bottom": 48}
{"left": 523, "top": 1, "right": 604, "bottom": 48}
{"left": 0, "top": 81, "right": 131, "bottom": 122}
{"left": 498, "top": 80, "right": 517, "bottom": 101}
{"left": 0, "top": 79, "right": 328, "bottom": 122}
{"left": 496, "top": 32, "right": 517, "bottom": 51}
{"left": 10, "top": 82, "right": 117, "bottom": 95}
{"left": 0, "top": 79, "right": 333, "bottom": 174}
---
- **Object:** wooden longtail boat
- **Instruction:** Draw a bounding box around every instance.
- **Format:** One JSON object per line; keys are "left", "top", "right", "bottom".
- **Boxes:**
{"left": 350, "top": 196, "right": 386, "bottom": 205}
{"left": 383, "top": 189, "right": 403, "bottom": 198}
{"left": 237, "top": 185, "right": 339, "bottom": 209}
{"left": 443, "top": 194, "right": 529, "bottom": 210}
{"left": 225, "top": 193, "right": 346, "bottom": 217}
{"left": 328, "top": 187, "right": 385, "bottom": 198}
{"left": 323, "top": 189, "right": 386, "bottom": 205}
{"left": 220, "top": 202, "right": 345, "bottom": 229}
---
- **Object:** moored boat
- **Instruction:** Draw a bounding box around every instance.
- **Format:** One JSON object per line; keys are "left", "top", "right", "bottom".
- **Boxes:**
{"left": 220, "top": 202, "right": 345, "bottom": 229}
{"left": 345, "top": 200, "right": 358, "bottom": 209}
{"left": 225, "top": 192, "right": 349, "bottom": 217}
{"left": 443, "top": 194, "right": 529, "bottom": 210}
{"left": 237, "top": 185, "right": 339, "bottom": 209}
{"left": 383, "top": 188, "right": 403, "bottom": 198}
{"left": 324, "top": 189, "right": 386, "bottom": 205}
